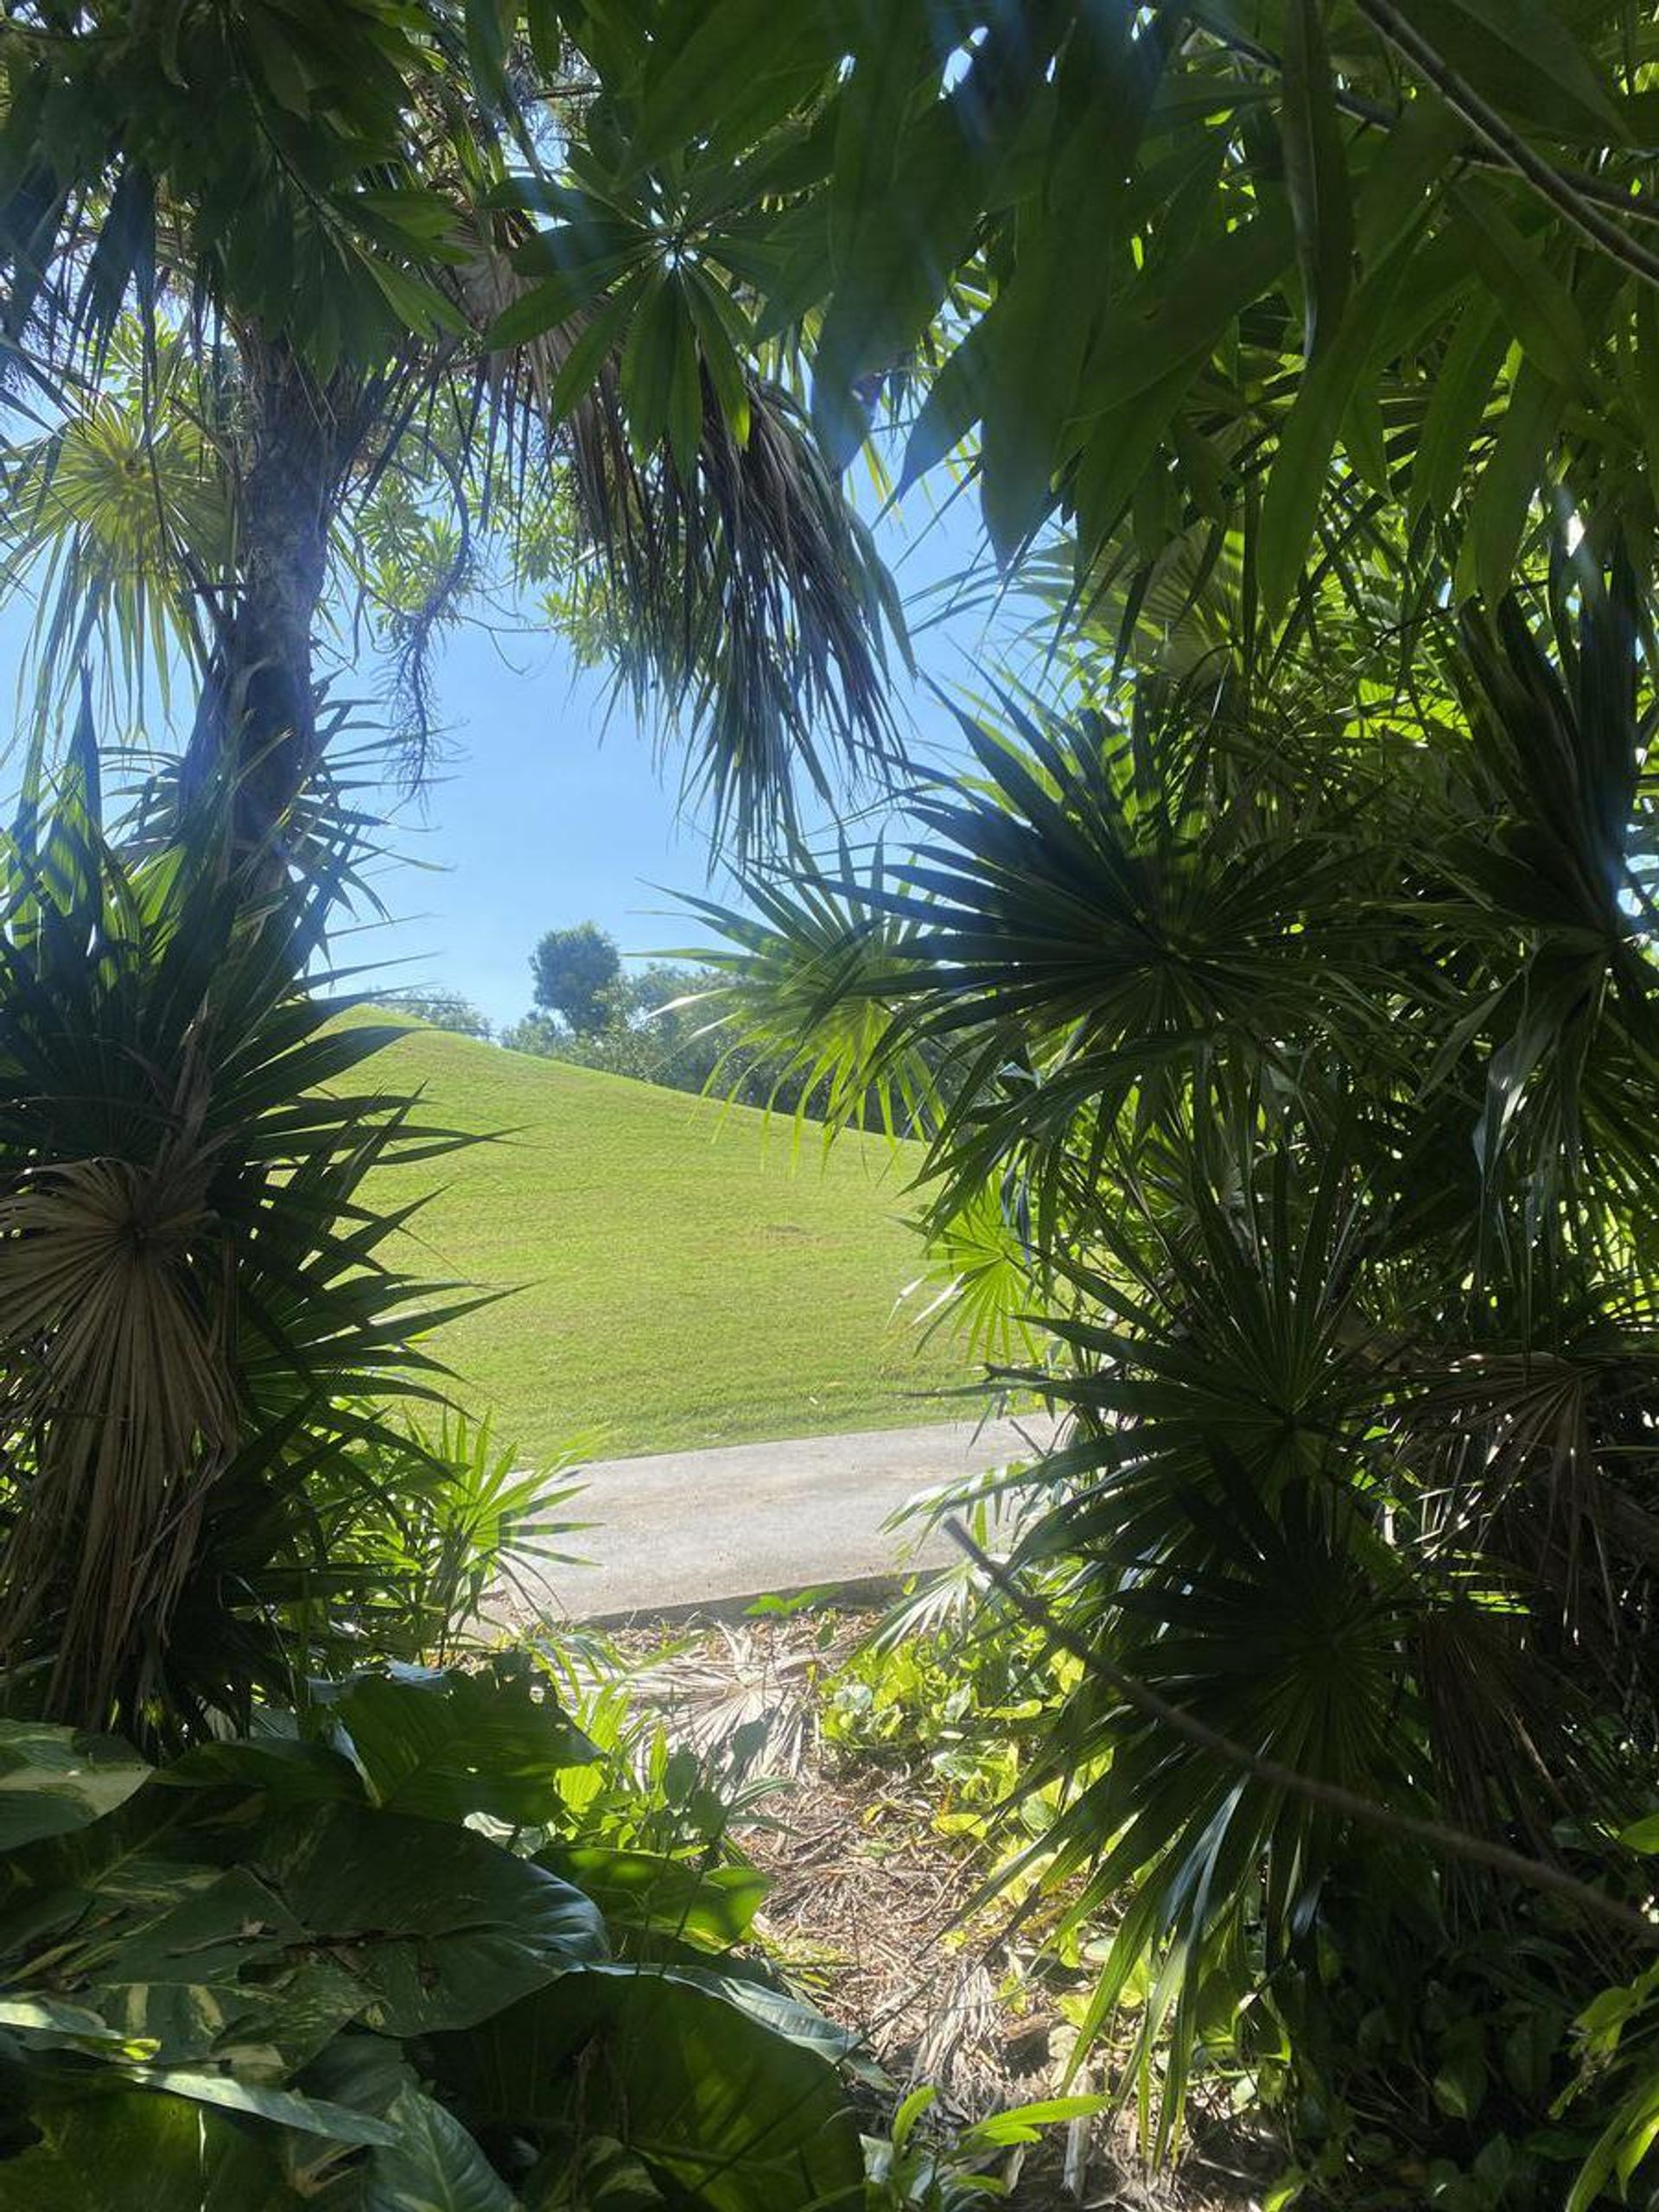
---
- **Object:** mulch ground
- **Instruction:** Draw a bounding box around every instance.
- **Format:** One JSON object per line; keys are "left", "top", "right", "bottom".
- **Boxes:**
{"left": 612, "top": 1612, "right": 1274, "bottom": 2211}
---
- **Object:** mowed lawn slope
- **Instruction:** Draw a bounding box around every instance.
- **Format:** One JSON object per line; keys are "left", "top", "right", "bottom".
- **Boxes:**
{"left": 368, "top": 1024, "right": 971, "bottom": 1464}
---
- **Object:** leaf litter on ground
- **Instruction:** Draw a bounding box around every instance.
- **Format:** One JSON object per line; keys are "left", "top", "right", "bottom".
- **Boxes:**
{"left": 593, "top": 1610, "right": 1274, "bottom": 2210}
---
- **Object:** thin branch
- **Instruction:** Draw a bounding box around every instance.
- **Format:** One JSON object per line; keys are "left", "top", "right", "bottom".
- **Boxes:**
{"left": 1353, "top": 0, "right": 1659, "bottom": 291}
{"left": 1196, "top": 10, "right": 1659, "bottom": 232}
{"left": 944, "top": 1517, "right": 1659, "bottom": 1948}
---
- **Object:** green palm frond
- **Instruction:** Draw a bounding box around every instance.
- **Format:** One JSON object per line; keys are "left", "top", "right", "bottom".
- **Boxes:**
{"left": 677, "top": 844, "right": 942, "bottom": 1136}
{"left": 0, "top": 732, "right": 474, "bottom": 1737}
{"left": 0, "top": 334, "right": 232, "bottom": 741}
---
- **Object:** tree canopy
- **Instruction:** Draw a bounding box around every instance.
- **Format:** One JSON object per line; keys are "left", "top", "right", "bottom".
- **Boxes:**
{"left": 483, "top": 0, "right": 1659, "bottom": 648}
{"left": 529, "top": 918, "right": 622, "bottom": 1033}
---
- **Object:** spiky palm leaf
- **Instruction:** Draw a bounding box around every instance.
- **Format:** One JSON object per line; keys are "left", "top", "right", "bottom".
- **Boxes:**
{"left": 0, "top": 725, "right": 478, "bottom": 1735}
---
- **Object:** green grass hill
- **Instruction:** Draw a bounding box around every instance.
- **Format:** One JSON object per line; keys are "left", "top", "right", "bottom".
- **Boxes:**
{"left": 369, "top": 1023, "right": 971, "bottom": 1465}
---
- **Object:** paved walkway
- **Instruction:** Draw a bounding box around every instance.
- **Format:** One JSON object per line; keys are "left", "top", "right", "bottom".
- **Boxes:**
{"left": 506, "top": 1414, "right": 1059, "bottom": 1625}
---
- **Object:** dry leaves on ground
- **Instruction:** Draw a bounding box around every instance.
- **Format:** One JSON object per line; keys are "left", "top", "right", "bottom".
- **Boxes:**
{"left": 613, "top": 1611, "right": 1270, "bottom": 2210}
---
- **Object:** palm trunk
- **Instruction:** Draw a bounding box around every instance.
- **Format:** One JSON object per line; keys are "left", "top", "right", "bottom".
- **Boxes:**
{"left": 183, "top": 334, "right": 357, "bottom": 847}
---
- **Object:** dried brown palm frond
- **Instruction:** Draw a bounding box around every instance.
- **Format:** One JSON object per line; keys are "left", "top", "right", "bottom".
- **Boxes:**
{"left": 447, "top": 217, "right": 907, "bottom": 852}
{"left": 0, "top": 1131, "right": 236, "bottom": 1725}
{"left": 626, "top": 1621, "right": 832, "bottom": 1777}
{"left": 558, "top": 365, "right": 906, "bottom": 852}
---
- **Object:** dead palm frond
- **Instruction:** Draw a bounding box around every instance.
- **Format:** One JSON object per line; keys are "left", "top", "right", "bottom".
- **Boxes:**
{"left": 628, "top": 1623, "right": 838, "bottom": 1779}
{"left": 0, "top": 1137, "right": 235, "bottom": 1724}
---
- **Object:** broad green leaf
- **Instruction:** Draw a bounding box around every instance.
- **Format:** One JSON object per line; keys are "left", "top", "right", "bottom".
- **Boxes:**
{"left": 550, "top": 278, "right": 644, "bottom": 418}
{"left": 1463, "top": 362, "right": 1562, "bottom": 607}
{"left": 361, "top": 255, "right": 470, "bottom": 343}
{"left": 0, "top": 2090, "right": 205, "bottom": 2212}
{"left": 244, "top": 10, "right": 315, "bottom": 116}
{"left": 431, "top": 1969, "right": 863, "bottom": 2212}
{"left": 1454, "top": 188, "right": 1592, "bottom": 392}
{"left": 963, "top": 2094, "right": 1109, "bottom": 2147}
{"left": 1620, "top": 1810, "right": 1659, "bottom": 1853}
{"left": 619, "top": 274, "right": 682, "bottom": 458}
{"left": 632, "top": 1962, "right": 856, "bottom": 2067}
{"left": 366, "top": 2087, "right": 518, "bottom": 2211}
{"left": 813, "top": 102, "right": 989, "bottom": 454}
{"left": 333, "top": 1664, "right": 595, "bottom": 1827}
{"left": 630, "top": 0, "right": 833, "bottom": 168}
{"left": 465, "top": 0, "right": 515, "bottom": 111}
{"left": 1352, "top": 91, "right": 1459, "bottom": 270}
{"left": 1430, "top": 2024, "right": 1488, "bottom": 2120}
{"left": 1340, "top": 383, "right": 1388, "bottom": 494}
{"left": 94, "top": 1862, "right": 308, "bottom": 1986}
{"left": 1081, "top": 207, "right": 1297, "bottom": 417}
{"left": 81, "top": 1859, "right": 366, "bottom": 2070}
{"left": 156, "top": 1736, "right": 363, "bottom": 1807}
{"left": 683, "top": 272, "right": 752, "bottom": 444}
{"left": 1569, "top": 2070, "right": 1659, "bottom": 2212}
{"left": 129, "top": 2067, "right": 402, "bottom": 2147}
{"left": 900, "top": 321, "right": 991, "bottom": 490}
{"left": 664, "top": 284, "right": 703, "bottom": 483}
{"left": 1071, "top": 359, "right": 1206, "bottom": 570}
{"left": 0, "top": 1718, "right": 149, "bottom": 1847}
{"left": 1408, "top": 296, "right": 1509, "bottom": 524}
{"left": 1281, "top": 0, "right": 1352, "bottom": 359}
{"left": 538, "top": 1844, "right": 769, "bottom": 1948}
{"left": 524, "top": 0, "right": 563, "bottom": 78}
{"left": 486, "top": 243, "right": 645, "bottom": 351}
{"left": 829, "top": 9, "right": 934, "bottom": 272}
{"left": 251, "top": 1802, "right": 607, "bottom": 2035}
{"left": 0, "top": 1994, "right": 151, "bottom": 2056}
{"left": 524, "top": 2135, "right": 664, "bottom": 2209}
{"left": 972, "top": 10, "right": 1166, "bottom": 550}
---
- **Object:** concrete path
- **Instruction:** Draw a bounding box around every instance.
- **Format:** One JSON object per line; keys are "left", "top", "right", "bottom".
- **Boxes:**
{"left": 507, "top": 1414, "right": 1059, "bottom": 1625}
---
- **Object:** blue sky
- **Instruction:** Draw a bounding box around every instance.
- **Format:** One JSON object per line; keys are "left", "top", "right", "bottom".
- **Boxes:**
{"left": 349, "top": 481, "right": 1010, "bottom": 1029}
{"left": 0, "top": 480, "right": 1016, "bottom": 1031}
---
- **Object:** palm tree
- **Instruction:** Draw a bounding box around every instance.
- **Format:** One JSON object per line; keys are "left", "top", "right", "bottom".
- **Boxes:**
{"left": 690, "top": 549, "right": 1659, "bottom": 2158}
{"left": 0, "top": 1, "right": 904, "bottom": 849}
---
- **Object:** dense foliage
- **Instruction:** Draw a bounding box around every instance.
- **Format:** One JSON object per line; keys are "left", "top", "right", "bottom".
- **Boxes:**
{"left": 702, "top": 558, "right": 1659, "bottom": 2200}
{"left": 14, "top": 1, "right": 1659, "bottom": 2204}
{"left": 0, "top": 764, "right": 982, "bottom": 2208}
{"left": 0, "top": 0, "right": 904, "bottom": 843}
{"left": 0, "top": 1659, "right": 874, "bottom": 2210}
{"left": 528, "top": 921, "right": 625, "bottom": 1036}
{"left": 0, "top": 739, "right": 499, "bottom": 1740}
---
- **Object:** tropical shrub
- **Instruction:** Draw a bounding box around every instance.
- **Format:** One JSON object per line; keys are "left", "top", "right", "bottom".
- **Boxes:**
{"left": 699, "top": 557, "right": 1659, "bottom": 2199}
{"left": 0, "top": 1667, "right": 869, "bottom": 2210}
{"left": 0, "top": 734, "right": 512, "bottom": 1740}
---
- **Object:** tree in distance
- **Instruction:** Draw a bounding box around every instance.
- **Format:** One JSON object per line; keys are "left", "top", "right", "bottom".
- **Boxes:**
{"left": 530, "top": 923, "right": 624, "bottom": 1037}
